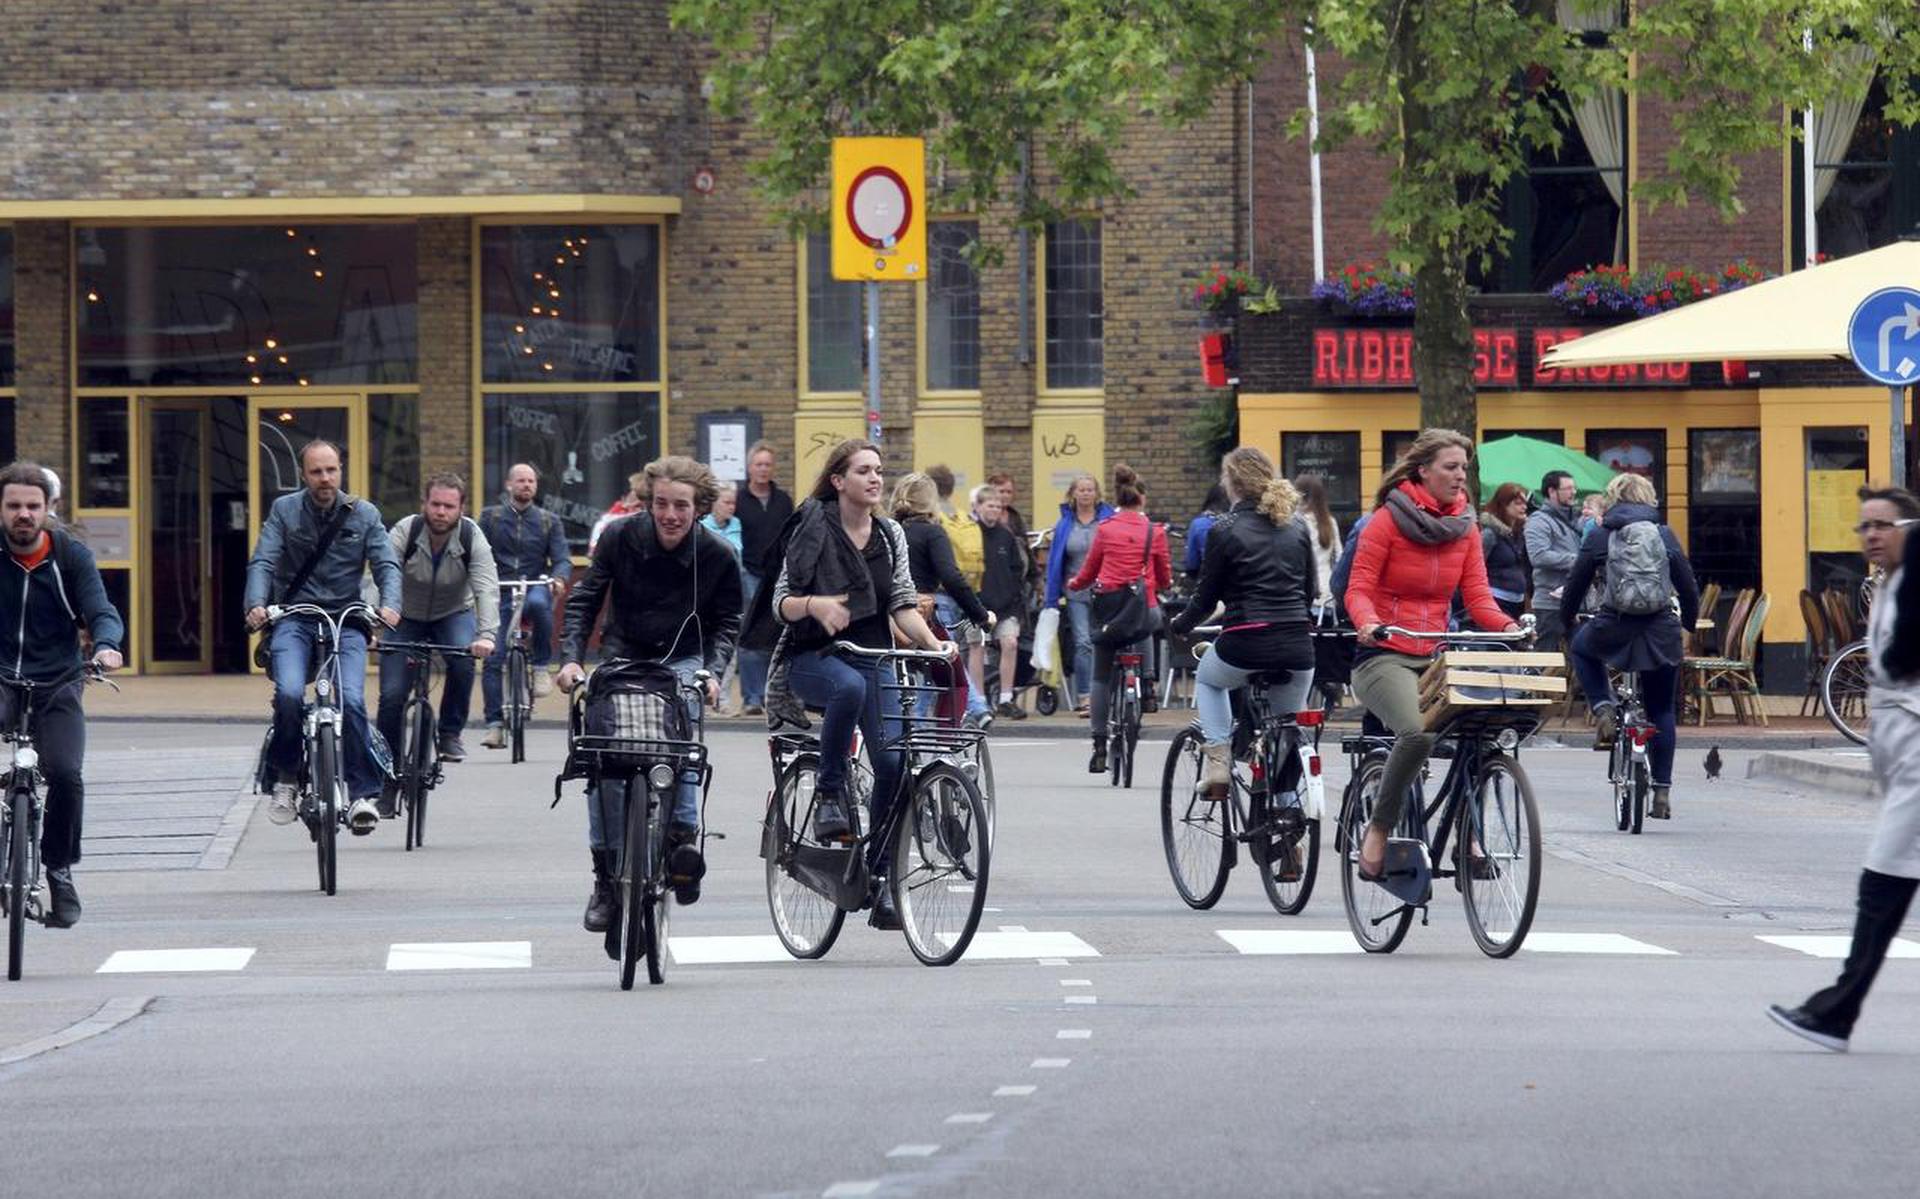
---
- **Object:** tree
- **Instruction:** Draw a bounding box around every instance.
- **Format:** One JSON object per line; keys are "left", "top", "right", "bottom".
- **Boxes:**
{"left": 675, "top": 0, "right": 1920, "bottom": 433}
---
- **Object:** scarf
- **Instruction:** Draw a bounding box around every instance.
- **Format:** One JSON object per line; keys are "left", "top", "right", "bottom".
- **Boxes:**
{"left": 782, "top": 499, "right": 882, "bottom": 624}
{"left": 1384, "top": 482, "right": 1473, "bottom": 546}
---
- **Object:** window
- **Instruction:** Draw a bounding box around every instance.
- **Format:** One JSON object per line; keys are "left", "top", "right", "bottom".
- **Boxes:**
{"left": 1284, "top": 432, "right": 1362, "bottom": 530}
{"left": 1586, "top": 428, "right": 1666, "bottom": 516}
{"left": 481, "top": 392, "right": 662, "bottom": 555}
{"left": 803, "top": 230, "right": 863, "bottom": 394}
{"left": 1793, "top": 72, "right": 1920, "bottom": 264}
{"left": 1807, "top": 426, "right": 1869, "bottom": 596}
{"left": 924, "top": 221, "right": 980, "bottom": 392}
{"left": 77, "top": 398, "right": 131, "bottom": 508}
{"left": 480, "top": 225, "right": 660, "bottom": 384}
{"left": 1688, "top": 429, "right": 1761, "bottom": 591}
{"left": 75, "top": 225, "right": 418, "bottom": 387}
{"left": 1043, "top": 218, "right": 1103, "bottom": 390}
{"left": 369, "top": 395, "right": 420, "bottom": 528}
{"left": 1382, "top": 430, "right": 1418, "bottom": 474}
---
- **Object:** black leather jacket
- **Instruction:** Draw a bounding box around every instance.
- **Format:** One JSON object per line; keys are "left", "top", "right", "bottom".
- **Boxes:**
{"left": 1172, "top": 500, "right": 1315, "bottom": 633}
{"left": 560, "top": 512, "right": 741, "bottom": 674}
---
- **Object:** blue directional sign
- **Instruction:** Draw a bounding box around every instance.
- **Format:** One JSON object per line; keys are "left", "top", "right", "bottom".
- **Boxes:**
{"left": 1849, "top": 286, "right": 1920, "bottom": 385}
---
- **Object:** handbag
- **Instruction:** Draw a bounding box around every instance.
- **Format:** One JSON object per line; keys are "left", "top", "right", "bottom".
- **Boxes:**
{"left": 1091, "top": 521, "right": 1158, "bottom": 647}
{"left": 252, "top": 498, "right": 354, "bottom": 669}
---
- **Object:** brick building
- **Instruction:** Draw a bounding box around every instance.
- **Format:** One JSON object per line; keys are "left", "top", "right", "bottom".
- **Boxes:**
{"left": 0, "top": 1, "right": 1244, "bottom": 673}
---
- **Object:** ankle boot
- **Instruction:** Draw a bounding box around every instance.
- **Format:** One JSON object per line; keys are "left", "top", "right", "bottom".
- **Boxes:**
{"left": 1650, "top": 786, "right": 1671, "bottom": 820}
{"left": 1088, "top": 736, "right": 1108, "bottom": 774}
{"left": 583, "top": 849, "right": 616, "bottom": 932}
{"left": 1201, "top": 741, "right": 1233, "bottom": 801}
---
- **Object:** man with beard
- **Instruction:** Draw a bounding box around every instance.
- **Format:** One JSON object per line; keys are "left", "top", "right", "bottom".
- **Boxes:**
{"left": 480, "top": 462, "right": 572, "bottom": 746}
{"left": 0, "top": 461, "right": 125, "bottom": 927}
{"left": 1524, "top": 469, "right": 1584, "bottom": 652}
{"left": 376, "top": 473, "right": 500, "bottom": 805}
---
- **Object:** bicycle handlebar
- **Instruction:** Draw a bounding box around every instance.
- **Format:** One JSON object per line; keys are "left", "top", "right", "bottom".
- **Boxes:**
{"left": 379, "top": 640, "right": 479, "bottom": 660}
{"left": 499, "top": 576, "right": 558, "bottom": 591}
{"left": 1375, "top": 613, "right": 1535, "bottom": 643}
{"left": 266, "top": 602, "right": 380, "bottom": 625}
{"left": 831, "top": 640, "right": 960, "bottom": 662}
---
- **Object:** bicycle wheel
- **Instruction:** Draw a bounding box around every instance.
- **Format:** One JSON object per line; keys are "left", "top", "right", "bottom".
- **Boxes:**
{"left": 1257, "top": 743, "right": 1319, "bottom": 916}
{"left": 893, "top": 762, "right": 990, "bottom": 966}
{"left": 1159, "top": 727, "right": 1230, "bottom": 909}
{"left": 765, "top": 754, "right": 845, "bottom": 959}
{"left": 1036, "top": 685, "right": 1059, "bottom": 716}
{"left": 619, "top": 778, "right": 648, "bottom": 991}
{"left": 1460, "top": 754, "right": 1542, "bottom": 958}
{"left": 1338, "top": 754, "right": 1413, "bottom": 953}
{"left": 1122, "top": 689, "right": 1141, "bottom": 789}
{"left": 1107, "top": 699, "right": 1125, "bottom": 787}
{"left": 1822, "top": 641, "right": 1870, "bottom": 746}
{"left": 1629, "top": 756, "right": 1648, "bottom": 836}
{"left": 1611, "top": 742, "right": 1631, "bottom": 832}
{"left": 645, "top": 789, "right": 670, "bottom": 986}
{"left": 313, "top": 725, "right": 339, "bottom": 896}
{"left": 6, "top": 785, "right": 28, "bottom": 981}
{"left": 507, "top": 648, "right": 530, "bottom": 763}
{"left": 403, "top": 697, "right": 433, "bottom": 851}
{"left": 963, "top": 738, "right": 996, "bottom": 851}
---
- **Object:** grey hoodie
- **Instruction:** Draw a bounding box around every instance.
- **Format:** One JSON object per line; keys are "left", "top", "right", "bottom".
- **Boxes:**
{"left": 1523, "top": 500, "right": 1584, "bottom": 613}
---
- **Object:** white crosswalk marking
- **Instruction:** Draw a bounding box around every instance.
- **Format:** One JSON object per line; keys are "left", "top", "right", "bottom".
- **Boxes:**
{"left": 98, "top": 947, "right": 255, "bottom": 974}
{"left": 669, "top": 935, "right": 791, "bottom": 964}
{"left": 1217, "top": 930, "right": 1360, "bottom": 955}
{"left": 385, "top": 942, "right": 531, "bottom": 971}
{"left": 1757, "top": 934, "right": 1920, "bottom": 960}
{"left": 961, "top": 930, "right": 1099, "bottom": 960}
{"left": 1522, "top": 933, "right": 1677, "bottom": 956}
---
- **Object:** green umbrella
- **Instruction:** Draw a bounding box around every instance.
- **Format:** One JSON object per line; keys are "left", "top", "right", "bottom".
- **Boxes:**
{"left": 1475, "top": 435, "right": 1615, "bottom": 503}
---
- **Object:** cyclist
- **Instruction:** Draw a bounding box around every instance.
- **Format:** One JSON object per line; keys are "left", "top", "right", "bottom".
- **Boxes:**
{"left": 1343, "top": 429, "right": 1519, "bottom": 879}
{"left": 768, "top": 440, "right": 953, "bottom": 931}
{"left": 1167, "top": 448, "right": 1316, "bottom": 800}
{"left": 244, "top": 440, "right": 401, "bottom": 834}
{"left": 0, "top": 461, "right": 124, "bottom": 928}
{"left": 1043, "top": 472, "right": 1112, "bottom": 716}
{"left": 480, "top": 462, "right": 572, "bottom": 746}
{"left": 375, "top": 471, "right": 499, "bottom": 810}
{"left": 556, "top": 455, "right": 741, "bottom": 927}
{"left": 1068, "top": 463, "right": 1171, "bottom": 774}
{"left": 1560, "top": 471, "right": 1699, "bottom": 821}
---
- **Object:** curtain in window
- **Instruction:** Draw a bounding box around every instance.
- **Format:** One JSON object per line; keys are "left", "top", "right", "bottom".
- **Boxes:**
{"left": 1812, "top": 44, "right": 1879, "bottom": 207}
{"left": 1556, "top": 2, "right": 1625, "bottom": 260}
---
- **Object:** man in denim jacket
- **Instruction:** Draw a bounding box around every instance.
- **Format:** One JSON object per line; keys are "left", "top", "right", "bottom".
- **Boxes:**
{"left": 245, "top": 441, "right": 401, "bottom": 834}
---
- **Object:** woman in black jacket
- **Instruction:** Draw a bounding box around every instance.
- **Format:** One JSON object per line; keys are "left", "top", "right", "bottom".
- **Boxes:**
{"left": 1168, "top": 447, "right": 1317, "bottom": 800}
{"left": 1480, "top": 482, "right": 1532, "bottom": 619}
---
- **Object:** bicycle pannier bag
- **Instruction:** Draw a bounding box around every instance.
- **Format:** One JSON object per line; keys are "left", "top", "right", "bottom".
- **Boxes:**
{"left": 1604, "top": 521, "right": 1674, "bottom": 616}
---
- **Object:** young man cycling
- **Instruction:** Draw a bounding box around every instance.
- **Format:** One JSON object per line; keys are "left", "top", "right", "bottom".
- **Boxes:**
{"left": 556, "top": 455, "right": 742, "bottom": 927}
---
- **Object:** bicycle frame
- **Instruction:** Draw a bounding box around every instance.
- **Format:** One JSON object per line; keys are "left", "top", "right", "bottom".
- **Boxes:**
{"left": 267, "top": 603, "right": 374, "bottom": 763}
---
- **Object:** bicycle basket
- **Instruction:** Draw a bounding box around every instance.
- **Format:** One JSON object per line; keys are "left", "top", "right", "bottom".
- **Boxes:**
{"left": 1418, "top": 651, "right": 1564, "bottom": 732}
{"left": 569, "top": 664, "right": 693, "bottom": 773}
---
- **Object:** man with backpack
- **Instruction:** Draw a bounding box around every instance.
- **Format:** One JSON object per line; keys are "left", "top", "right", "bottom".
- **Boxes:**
{"left": 1559, "top": 471, "right": 1699, "bottom": 820}
{"left": 376, "top": 473, "right": 500, "bottom": 794}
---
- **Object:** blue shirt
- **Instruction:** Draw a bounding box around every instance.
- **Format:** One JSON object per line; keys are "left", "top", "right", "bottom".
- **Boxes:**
{"left": 701, "top": 514, "right": 744, "bottom": 556}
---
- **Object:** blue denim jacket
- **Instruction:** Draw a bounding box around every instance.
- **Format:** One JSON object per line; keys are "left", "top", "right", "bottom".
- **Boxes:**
{"left": 245, "top": 491, "right": 402, "bottom": 612}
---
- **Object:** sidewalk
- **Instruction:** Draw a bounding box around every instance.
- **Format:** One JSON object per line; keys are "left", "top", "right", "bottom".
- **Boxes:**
{"left": 86, "top": 673, "right": 1857, "bottom": 749}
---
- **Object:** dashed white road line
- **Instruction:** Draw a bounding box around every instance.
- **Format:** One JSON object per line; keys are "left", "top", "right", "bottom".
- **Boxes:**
{"left": 962, "top": 931, "right": 1099, "bottom": 961}
{"left": 822, "top": 1182, "right": 881, "bottom": 1198}
{"left": 97, "top": 947, "right": 256, "bottom": 973}
{"left": 1031, "top": 1058, "right": 1071, "bottom": 1068}
{"left": 1056, "top": 1028, "right": 1092, "bottom": 1040}
{"left": 1216, "top": 930, "right": 1359, "bottom": 955}
{"left": 385, "top": 941, "right": 530, "bottom": 971}
{"left": 1522, "top": 932, "right": 1676, "bottom": 956}
{"left": 1060, "top": 978, "right": 1092, "bottom": 987}
{"left": 887, "top": 1145, "right": 940, "bottom": 1158}
{"left": 1064, "top": 995, "right": 1097, "bottom": 1005}
{"left": 945, "top": 1112, "right": 994, "bottom": 1124}
{"left": 994, "top": 1085, "right": 1037, "bottom": 1097}
{"left": 1758, "top": 934, "right": 1920, "bottom": 959}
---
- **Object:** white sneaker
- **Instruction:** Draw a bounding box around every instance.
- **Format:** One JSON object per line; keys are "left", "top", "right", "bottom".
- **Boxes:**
{"left": 268, "top": 782, "right": 300, "bottom": 825}
{"left": 533, "top": 672, "right": 554, "bottom": 699}
{"left": 481, "top": 723, "right": 506, "bottom": 749}
{"left": 347, "top": 797, "right": 380, "bottom": 836}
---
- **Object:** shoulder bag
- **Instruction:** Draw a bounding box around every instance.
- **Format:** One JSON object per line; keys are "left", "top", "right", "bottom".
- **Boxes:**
{"left": 1091, "top": 521, "right": 1158, "bottom": 647}
{"left": 251, "top": 497, "right": 355, "bottom": 668}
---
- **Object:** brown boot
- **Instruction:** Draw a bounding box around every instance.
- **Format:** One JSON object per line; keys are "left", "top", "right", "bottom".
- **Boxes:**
{"left": 1201, "top": 741, "right": 1233, "bottom": 802}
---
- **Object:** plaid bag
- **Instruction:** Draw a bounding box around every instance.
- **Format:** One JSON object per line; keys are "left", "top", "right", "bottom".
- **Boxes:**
{"left": 606, "top": 688, "right": 681, "bottom": 741}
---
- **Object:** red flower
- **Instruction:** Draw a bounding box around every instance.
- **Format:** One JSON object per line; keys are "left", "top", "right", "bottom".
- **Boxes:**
{"left": 1659, "top": 289, "right": 1674, "bottom": 302}
{"left": 1586, "top": 293, "right": 1598, "bottom": 305}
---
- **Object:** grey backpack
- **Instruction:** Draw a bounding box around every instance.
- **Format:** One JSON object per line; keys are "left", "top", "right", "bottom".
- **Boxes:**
{"left": 1605, "top": 521, "right": 1674, "bottom": 615}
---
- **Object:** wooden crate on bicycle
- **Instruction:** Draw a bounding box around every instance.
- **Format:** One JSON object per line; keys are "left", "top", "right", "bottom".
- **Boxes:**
{"left": 1417, "top": 651, "right": 1566, "bottom": 731}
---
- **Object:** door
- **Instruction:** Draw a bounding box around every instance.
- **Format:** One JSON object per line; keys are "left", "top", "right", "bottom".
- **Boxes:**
{"left": 143, "top": 402, "right": 212, "bottom": 673}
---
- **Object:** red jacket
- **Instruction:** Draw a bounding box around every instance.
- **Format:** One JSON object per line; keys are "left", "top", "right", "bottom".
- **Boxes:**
{"left": 1344, "top": 481, "right": 1510, "bottom": 657}
{"left": 1069, "top": 510, "right": 1173, "bottom": 606}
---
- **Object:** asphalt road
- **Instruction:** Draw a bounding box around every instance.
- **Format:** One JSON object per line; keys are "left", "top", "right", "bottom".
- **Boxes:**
{"left": 3, "top": 720, "right": 1915, "bottom": 1198}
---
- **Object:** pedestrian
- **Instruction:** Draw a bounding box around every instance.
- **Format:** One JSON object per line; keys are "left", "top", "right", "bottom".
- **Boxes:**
{"left": 988, "top": 471, "right": 1038, "bottom": 586}
{"left": 928, "top": 464, "right": 993, "bottom": 727}
{"left": 1044, "top": 472, "right": 1111, "bottom": 716}
{"left": 0, "top": 461, "right": 125, "bottom": 927}
{"left": 479, "top": 462, "right": 572, "bottom": 747}
{"left": 1480, "top": 481, "right": 1533, "bottom": 620}
{"left": 1524, "top": 469, "right": 1584, "bottom": 652}
{"left": 893, "top": 472, "right": 994, "bottom": 720}
{"left": 735, "top": 440, "right": 794, "bottom": 717}
{"left": 975, "top": 484, "right": 1029, "bottom": 720}
{"left": 588, "top": 471, "right": 644, "bottom": 555}
{"left": 1069, "top": 464, "right": 1171, "bottom": 773}
{"left": 1559, "top": 471, "right": 1698, "bottom": 821}
{"left": 1769, "top": 485, "right": 1920, "bottom": 1052}
{"left": 376, "top": 472, "right": 499, "bottom": 795}
{"left": 1295, "top": 474, "right": 1340, "bottom": 615}
{"left": 1183, "top": 484, "right": 1230, "bottom": 577}
{"left": 701, "top": 479, "right": 745, "bottom": 556}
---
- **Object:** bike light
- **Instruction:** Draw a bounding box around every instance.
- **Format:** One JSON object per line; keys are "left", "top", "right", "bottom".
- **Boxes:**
{"left": 13, "top": 747, "right": 36, "bottom": 772}
{"left": 1295, "top": 710, "right": 1325, "bottom": 727}
{"left": 1628, "top": 726, "right": 1654, "bottom": 747}
{"left": 1307, "top": 754, "right": 1322, "bottom": 778}
{"left": 1495, "top": 727, "right": 1521, "bottom": 752}
{"left": 648, "top": 763, "right": 675, "bottom": 790}
{"left": 315, "top": 677, "right": 332, "bottom": 700}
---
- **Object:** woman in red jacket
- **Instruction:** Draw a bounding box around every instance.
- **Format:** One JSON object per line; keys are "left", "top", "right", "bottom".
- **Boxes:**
{"left": 1068, "top": 464, "right": 1172, "bottom": 773}
{"left": 1344, "top": 429, "right": 1519, "bottom": 877}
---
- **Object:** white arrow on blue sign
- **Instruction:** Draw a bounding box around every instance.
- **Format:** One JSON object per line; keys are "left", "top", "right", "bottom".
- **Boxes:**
{"left": 1848, "top": 286, "right": 1920, "bottom": 385}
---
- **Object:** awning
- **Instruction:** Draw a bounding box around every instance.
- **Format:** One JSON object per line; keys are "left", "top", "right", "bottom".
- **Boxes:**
{"left": 1538, "top": 239, "right": 1920, "bottom": 369}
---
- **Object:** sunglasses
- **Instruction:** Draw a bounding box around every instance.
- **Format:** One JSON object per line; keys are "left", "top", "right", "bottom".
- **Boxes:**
{"left": 1855, "top": 519, "right": 1920, "bottom": 533}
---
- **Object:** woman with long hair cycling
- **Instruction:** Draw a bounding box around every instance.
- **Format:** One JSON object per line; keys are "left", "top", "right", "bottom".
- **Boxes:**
{"left": 769, "top": 441, "right": 953, "bottom": 930}
{"left": 1169, "top": 448, "right": 1317, "bottom": 798}
{"left": 1068, "top": 463, "right": 1172, "bottom": 774}
{"left": 1344, "top": 429, "right": 1519, "bottom": 879}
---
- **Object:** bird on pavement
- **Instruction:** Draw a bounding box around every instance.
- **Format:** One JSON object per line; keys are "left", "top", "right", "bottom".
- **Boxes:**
{"left": 1704, "top": 746, "right": 1723, "bottom": 781}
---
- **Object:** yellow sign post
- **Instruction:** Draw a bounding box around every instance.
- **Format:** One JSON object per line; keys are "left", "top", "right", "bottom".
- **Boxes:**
{"left": 830, "top": 137, "right": 925, "bottom": 446}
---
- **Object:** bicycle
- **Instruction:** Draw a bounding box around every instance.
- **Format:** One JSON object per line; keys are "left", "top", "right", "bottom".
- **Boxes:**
{"left": 1, "top": 664, "right": 116, "bottom": 982}
{"left": 1822, "top": 638, "right": 1869, "bottom": 745}
{"left": 1604, "top": 669, "right": 1656, "bottom": 834}
{"left": 761, "top": 642, "right": 991, "bottom": 966}
{"left": 1107, "top": 644, "right": 1147, "bottom": 789}
{"left": 498, "top": 576, "right": 556, "bottom": 764}
{"left": 1160, "top": 626, "right": 1326, "bottom": 914}
{"left": 556, "top": 658, "right": 713, "bottom": 990}
{"left": 380, "top": 639, "right": 478, "bottom": 851}
{"left": 1336, "top": 621, "right": 1544, "bottom": 958}
{"left": 256, "top": 602, "right": 383, "bottom": 897}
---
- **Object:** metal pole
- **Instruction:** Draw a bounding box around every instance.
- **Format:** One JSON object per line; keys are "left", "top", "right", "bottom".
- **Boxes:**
{"left": 1895, "top": 384, "right": 1909, "bottom": 489}
{"left": 866, "top": 280, "right": 883, "bottom": 443}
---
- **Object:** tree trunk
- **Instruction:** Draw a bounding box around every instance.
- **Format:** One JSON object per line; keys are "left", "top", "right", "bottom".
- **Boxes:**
{"left": 1413, "top": 258, "right": 1476, "bottom": 437}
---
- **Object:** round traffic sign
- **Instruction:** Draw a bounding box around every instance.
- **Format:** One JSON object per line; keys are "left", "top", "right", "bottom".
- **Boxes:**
{"left": 1849, "top": 286, "right": 1920, "bottom": 385}
{"left": 846, "top": 166, "right": 912, "bottom": 249}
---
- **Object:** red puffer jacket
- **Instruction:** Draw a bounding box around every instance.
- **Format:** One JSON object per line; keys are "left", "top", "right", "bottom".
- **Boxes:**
{"left": 1344, "top": 481, "right": 1511, "bottom": 657}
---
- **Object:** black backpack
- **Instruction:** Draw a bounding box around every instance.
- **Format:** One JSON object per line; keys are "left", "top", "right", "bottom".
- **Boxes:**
{"left": 401, "top": 515, "right": 476, "bottom": 566}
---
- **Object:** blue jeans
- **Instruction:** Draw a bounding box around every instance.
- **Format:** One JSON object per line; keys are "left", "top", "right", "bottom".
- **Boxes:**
{"left": 1568, "top": 628, "right": 1680, "bottom": 788}
{"left": 1194, "top": 645, "right": 1314, "bottom": 745}
{"left": 934, "top": 594, "right": 990, "bottom": 717}
{"left": 376, "top": 610, "right": 477, "bottom": 756}
{"left": 585, "top": 655, "right": 704, "bottom": 852}
{"left": 482, "top": 581, "right": 555, "bottom": 723}
{"left": 738, "top": 570, "right": 770, "bottom": 706}
{"left": 269, "top": 616, "right": 381, "bottom": 800}
{"left": 1064, "top": 593, "right": 1095, "bottom": 705}
{"left": 787, "top": 650, "right": 906, "bottom": 871}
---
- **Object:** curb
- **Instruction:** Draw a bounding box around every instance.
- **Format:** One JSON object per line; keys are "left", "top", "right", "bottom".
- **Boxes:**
{"left": 1746, "top": 749, "right": 1877, "bottom": 799}
{"left": 0, "top": 996, "right": 153, "bottom": 1067}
